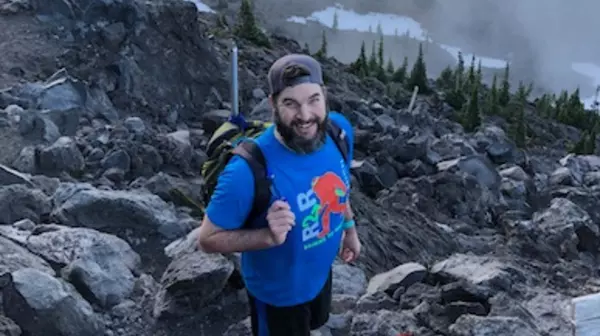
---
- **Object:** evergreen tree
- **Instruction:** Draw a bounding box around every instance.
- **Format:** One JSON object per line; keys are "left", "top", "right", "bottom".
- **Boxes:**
{"left": 571, "top": 132, "right": 589, "bottom": 154}
{"left": 406, "top": 43, "right": 429, "bottom": 93}
{"left": 455, "top": 51, "right": 465, "bottom": 89}
{"left": 236, "top": 0, "right": 270, "bottom": 48}
{"left": 436, "top": 65, "right": 454, "bottom": 89}
{"left": 588, "top": 128, "right": 597, "bottom": 154}
{"left": 487, "top": 75, "right": 500, "bottom": 116}
{"left": 368, "top": 40, "right": 378, "bottom": 74}
{"left": 349, "top": 41, "right": 369, "bottom": 77}
{"left": 314, "top": 30, "right": 328, "bottom": 59}
{"left": 535, "top": 93, "right": 552, "bottom": 118}
{"left": 392, "top": 56, "right": 408, "bottom": 83}
{"left": 386, "top": 58, "right": 394, "bottom": 74}
{"left": 462, "top": 82, "right": 481, "bottom": 132}
{"left": 376, "top": 22, "right": 383, "bottom": 36}
{"left": 377, "top": 35, "right": 385, "bottom": 69}
{"left": 332, "top": 11, "right": 339, "bottom": 31}
{"left": 476, "top": 60, "right": 482, "bottom": 83}
{"left": 515, "top": 81, "right": 529, "bottom": 103}
{"left": 368, "top": 25, "right": 372, "bottom": 33}
{"left": 512, "top": 102, "right": 526, "bottom": 147}
{"left": 466, "top": 55, "right": 476, "bottom": 90}
{"left": 498, "top": 63, "right": 511, "bottom": 106}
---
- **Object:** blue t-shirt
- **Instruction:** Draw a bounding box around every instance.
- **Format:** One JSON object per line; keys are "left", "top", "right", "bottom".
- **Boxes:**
{"left": 206, "top": 112, "right": 354, "bottom": 307}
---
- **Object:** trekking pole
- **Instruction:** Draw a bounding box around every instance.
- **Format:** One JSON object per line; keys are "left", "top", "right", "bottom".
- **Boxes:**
{"left": 231, "top": 40, "right": 239, "bottom": 117}
{"left": 408, "top": 85, "right": 419, "bottom": 113}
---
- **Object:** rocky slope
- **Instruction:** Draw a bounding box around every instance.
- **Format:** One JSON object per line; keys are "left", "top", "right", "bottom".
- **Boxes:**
{"left": 0, "top": 1, "right": 599, "bottom": 336}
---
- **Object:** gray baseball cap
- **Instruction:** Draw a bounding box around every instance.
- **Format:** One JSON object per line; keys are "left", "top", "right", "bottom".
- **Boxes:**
{"left": 267, "top": 54, "right": 324, "bottom": 96}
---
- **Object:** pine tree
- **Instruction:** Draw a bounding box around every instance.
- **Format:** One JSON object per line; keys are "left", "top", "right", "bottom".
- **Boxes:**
{"left": 368, "top": 40, "right": 378, "bottom": 74}
{"left": 376, "top": 22, "right": 383, "bottom": 36}
{"left": 314, "top": 30, "right": 328, "bottom": 59}
{"left": 392, "top": 56, "right": 408, "bottom": 83}
{"left": 466, "top": 55, "right": 476, "bottom": 91}
{"left": 236, "top": 0, "right": 270, "bottom": 48}
{"left": 487, "top": 75, "right": 500, "bottom": 116}
{"left": 377, "top": 35, "right": 384, "bottom": 69}
{"left": 406, "top": 43, "right": 429, "bottom": 93}
{"left": 349, "top": 41, "right": 368, "bottom": 77}
{"left": 455, "top": 51, "right": 465, "bottom": 88}
{"left": 386, "top": 58, "right": 394, "bottom": 74}
{"left": 512, "top": 102, "right": 526, "bottom": 147}
{"left": 436, "top": 65, "right": 454, "bottom": 89}
{"left": 476, "top": 60, "right": 482, "bottom": 83}
{"left": 588, "top": 128, "right": 597, "bottom": 154}
{"left": 332, "top": 11, "right": 339, "bottom": 31}
{"left": 498, "top": 63, "right": 511, "bottom": 106}
{"left": 462, "top": 82, "right": 481, "bottom": 132}
{"left": 571, "top": 134, "right": 587, "bottom": 154}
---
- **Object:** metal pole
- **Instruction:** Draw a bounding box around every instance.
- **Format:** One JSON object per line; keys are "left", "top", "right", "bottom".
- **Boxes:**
{"left": 231, "top": 41, "right": 239, "bottom": 117}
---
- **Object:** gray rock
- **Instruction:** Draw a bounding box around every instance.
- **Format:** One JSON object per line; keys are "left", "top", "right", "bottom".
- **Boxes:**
{"left": 431, "top": 254, "right": 523, "bottom": 296}
{"left": 366, "top": 262, "right": 426, "bottom": 296}
{"left": 123, "top": 117, "right": 146, "bottom": 134}
{"left": 37, "top": 136, "right": 85, "bottom": 174}
{"left": 532, "top": 197, "right": 599, "bottom": 254}
{"left": 449, "top": 315, "right": 540, "bottom": 336}
{"left": 50, "top": 182, "right": 189, "bottom": 239}
{"left": 0, "top": 184, "right": 51, "bottom": 224}
{"left": 153, "top": 250, "right": 234, "bottom": 318}
{"left": 0, "top": 235, "right": 55, "bottom": 276}
{"left": 3, "top": 268, "right": 105, "bottom": 336}
{"left": 12, "top": 224, "right": 141, "bottom": 308}
{"left": 0, "top": 164, "right": 34, "bottom": 187}
{"left": 0, "top": 315, "right": 21, "bottom": 336}
{"left": 350, "top": 310, "right": 420, "bottom": 335}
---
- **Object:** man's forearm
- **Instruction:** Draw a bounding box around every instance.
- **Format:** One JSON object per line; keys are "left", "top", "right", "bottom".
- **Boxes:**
{"left": 200, "top": 227, "right": 274, "bottom": 253}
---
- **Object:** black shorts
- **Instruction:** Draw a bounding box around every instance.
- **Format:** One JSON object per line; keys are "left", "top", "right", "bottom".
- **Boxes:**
{"left": 247, "top": 270, "right": 332, "bottom": 336}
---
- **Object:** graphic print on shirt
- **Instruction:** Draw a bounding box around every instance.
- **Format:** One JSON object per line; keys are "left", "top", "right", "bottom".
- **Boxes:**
{"left": 296, "top": 160, "right": 349, "bottom": 250}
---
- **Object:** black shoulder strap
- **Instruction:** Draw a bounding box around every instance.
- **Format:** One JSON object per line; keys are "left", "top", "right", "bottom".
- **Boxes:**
{"left": 327, "top": 120, "right": 349, "bottom": 163}
{"left": 232, "top": 141, "right": 272, "bottom": 226}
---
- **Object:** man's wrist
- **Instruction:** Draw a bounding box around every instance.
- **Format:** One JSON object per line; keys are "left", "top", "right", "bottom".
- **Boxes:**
{"left": 342, "top": 218, "right": 356, "bottom": 230}
{"left": 260, "top": 228, "right": 277, "bottom": 247}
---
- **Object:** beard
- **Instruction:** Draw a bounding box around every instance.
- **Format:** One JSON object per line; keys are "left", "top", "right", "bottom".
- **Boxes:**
{"left": 274, "top": 109, "right": 328, "bottom": 154}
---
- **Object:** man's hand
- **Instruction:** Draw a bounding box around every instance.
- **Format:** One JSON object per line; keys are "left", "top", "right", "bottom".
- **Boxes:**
{"left": 339, "top": 228, "right": 361, "bottom": 263}
{"left": 266, "top": 200, "right": 295, "bottom": 245}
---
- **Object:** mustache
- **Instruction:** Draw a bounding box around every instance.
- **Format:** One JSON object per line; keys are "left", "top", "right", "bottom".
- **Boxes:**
{"left": 290, "top": 118, "right": 319, "bottom": 126}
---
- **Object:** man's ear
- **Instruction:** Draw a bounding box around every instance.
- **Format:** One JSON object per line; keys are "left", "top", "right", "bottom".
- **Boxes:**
{"left": 268, "top": 94, "right": 275, "bottom": 109}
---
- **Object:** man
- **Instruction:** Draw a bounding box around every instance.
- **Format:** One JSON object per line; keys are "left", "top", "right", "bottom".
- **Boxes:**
{"left": 198, "top": 54, "right": 361, "bottom": 336}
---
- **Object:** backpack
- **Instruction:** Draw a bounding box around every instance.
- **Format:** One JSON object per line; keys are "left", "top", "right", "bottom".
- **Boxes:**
{"left": 200, "top": 117, "right": 350, "bottom": 227}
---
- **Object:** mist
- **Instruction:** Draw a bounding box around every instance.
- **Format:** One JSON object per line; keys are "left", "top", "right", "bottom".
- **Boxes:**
{"left": 423, "top": 0, "right": 599, "bottom": 96}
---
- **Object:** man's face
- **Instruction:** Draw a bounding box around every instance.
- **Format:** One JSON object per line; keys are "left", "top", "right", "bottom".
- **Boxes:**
{"left": 271, "top": 83, "right": 328, "bottom": 153}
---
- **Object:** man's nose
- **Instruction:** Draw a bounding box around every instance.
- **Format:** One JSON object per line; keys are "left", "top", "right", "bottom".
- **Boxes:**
{"left": 298, "top": 103, "right": 312, "bottom": 119}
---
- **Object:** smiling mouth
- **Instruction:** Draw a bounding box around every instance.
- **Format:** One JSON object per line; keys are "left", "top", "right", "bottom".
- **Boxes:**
{"left": 294, "top": 121, "right": 316, "bottom": 134}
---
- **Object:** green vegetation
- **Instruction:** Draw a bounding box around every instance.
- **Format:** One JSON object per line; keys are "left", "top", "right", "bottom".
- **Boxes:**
{"left": 314, "top": 30, "right": 328, "bottom": 60}
{"left": 332, "top": 11, "right": 339, "bottom": 31}
{"left": 235, "top": 0, "right": 271, "bottom": 48}
{"left": 347, "top": 35, "right": 599, "bottom": 154}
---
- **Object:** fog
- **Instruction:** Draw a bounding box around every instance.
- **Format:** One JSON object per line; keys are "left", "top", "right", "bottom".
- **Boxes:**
{"left": 419, "top": 0, "right": 599, "bottom": 95}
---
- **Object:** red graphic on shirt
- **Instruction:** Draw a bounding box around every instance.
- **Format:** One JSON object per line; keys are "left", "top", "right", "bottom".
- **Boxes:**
{"left": 311, "top": 172, "right": 347, "bottom": 239}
